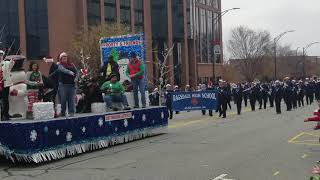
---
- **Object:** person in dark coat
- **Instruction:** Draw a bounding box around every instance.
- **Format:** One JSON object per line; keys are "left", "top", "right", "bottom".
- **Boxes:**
{"left": 253, "top": 83, "right": 261, "bottom": 110}
{"left": 165, "top": 84, "right": 174, "bottom": 119}
{"left": 309, "top": 79, "right": 316, "bottom": 104}
{"left": 261, "top": 83, "right": 269, "bottom": 109}
{"left": 269, "top": 82, "right": 275, "bottom": 108}
{"left": 292, "top": 80, "right": 298, "bottom": 109}
{"left": 48, "top": 53, "right": 76, "bottom": 117}
{"left": 149, "top": 88, "right": 160, "bottom": 106}
{"left": 77, "top": 76, "right": 104, "bottom": 113}
{"left": 100, "top": 56, "right": 120, "bottom": 81}
{"left": 297, "top": 80, "right": 305, "bottom": 107}
{"left": 274, "top": 80, "right": 283, "bottom": 114}
{"left": 315, "top": 79, "right": 320, "bottom": 101}
{"left": 216, "top": 81, "right": 228, "bottom": 118}
{"left": 305, "top": 80, "right": 313, "bottom": 105}
{"left": 232, "top": 83, "right": 243, "bottom": 115}
{"left": 226, "top": 83, "right": 232, "bottom": 110}
{"left": 243, "top": 82, "right": 249, "bottom": 107}
{"left": 283, "top": 78, "right": 293, "bottom": 111}
{"left": 245, "top": 83, "right": 256, "bottom": 111}
{"left": 39, "top": 75, "right": 55, "bottom": 102}
{"left": 201, "top": 84, "right": 213, "bottom": 116}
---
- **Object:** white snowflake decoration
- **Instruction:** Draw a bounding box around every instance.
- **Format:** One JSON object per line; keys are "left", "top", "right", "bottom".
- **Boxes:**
{"left": 30, "top": 130, "right": 37, "bottom": 142}
{"left": 66, "top": 132, "right": 72, "bottom": 142}
{"left": 161, "top": 112, "right": 165, "bottom": 119}
{"left": 56, "top": 129, "right": 60, "bottom": 136}
{"left": 142, "top": 114, "right": 146, "bottom": 122}
{"left": 98, "top": 118, "right": 104, "bottom": 127}
{"left": 82, "top": 126, "right": 86, "bottom": 133}
{"left": 115, "top": 127, "right": 118, "bottom": 132}
{"left": 124, "top": 119, "right": 128, "bottom": 128}
{"left": 132, "top": 115, "right": 135, "bottom": 119}
{"left": 152, "top": 120, "right": 155, "bottom": 124}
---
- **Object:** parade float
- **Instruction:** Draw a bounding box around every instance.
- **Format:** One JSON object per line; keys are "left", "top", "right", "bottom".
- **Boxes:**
{"left": 0, "top": 34, "right": 168, "bottom": 163}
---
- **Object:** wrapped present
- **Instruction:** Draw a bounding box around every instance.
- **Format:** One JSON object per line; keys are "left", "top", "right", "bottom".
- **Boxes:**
{"left": 91, "top": 103, "right": 106, "bottom": 114}
{"left": 33, "top": 102, "right": 55, "bottom": 120}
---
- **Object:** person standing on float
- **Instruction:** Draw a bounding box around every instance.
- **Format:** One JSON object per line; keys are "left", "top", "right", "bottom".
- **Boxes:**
{"left": 126, "top": 52, "right": 146, "bottom": 108}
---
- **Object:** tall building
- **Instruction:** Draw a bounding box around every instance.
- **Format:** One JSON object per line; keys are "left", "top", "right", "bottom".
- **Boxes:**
{"left": 0, "top": 0, "right": 222, "bottom": 87}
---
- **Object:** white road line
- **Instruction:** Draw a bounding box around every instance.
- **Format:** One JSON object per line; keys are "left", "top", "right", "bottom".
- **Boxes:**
{"left": 213, "top": 174, "right": 235, "bottom": 180}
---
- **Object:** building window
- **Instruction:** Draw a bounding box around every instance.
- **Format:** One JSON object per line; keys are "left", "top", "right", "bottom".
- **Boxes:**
{"left": 105, "top": 0, "right": 116, "bottom": 23}
{"left": 0, "top": 0, "right": 20, "bottom": 55}
{"left": 200, "top": 8, "right": 208, "bottom": 63}
{"left": 120, "top": 0, "right": 131, "bottom": 25}
{"left": 134, "top": 0, "right": 144, "bottom": 33}
{"left": 87, "top": 0, "right": 101, "bottom": 26}
{"left": 25, "top": 0, "right": 49, "bottom": 60}
{"left": 172, "top": 0, "right": 184, "bottom": 40}
{"left": 151, "top": 0, "right": 168, "bottom": 39}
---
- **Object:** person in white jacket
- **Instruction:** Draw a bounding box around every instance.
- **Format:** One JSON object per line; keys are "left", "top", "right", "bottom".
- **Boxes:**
{"left": 0, "top": 50, "right": 15, "bottom": 121}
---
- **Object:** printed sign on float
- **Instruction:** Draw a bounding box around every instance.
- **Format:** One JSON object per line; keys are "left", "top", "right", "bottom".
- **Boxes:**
{"left": 100, "top": 33, "right": 146, "bottom": 84}
{"left": 171, "top": 91, "right": 219, "bottom": 111}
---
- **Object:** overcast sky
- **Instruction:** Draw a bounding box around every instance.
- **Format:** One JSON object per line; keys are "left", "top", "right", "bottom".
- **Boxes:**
{"left": 222, "top": 0, "right": 320, "bottom": 58}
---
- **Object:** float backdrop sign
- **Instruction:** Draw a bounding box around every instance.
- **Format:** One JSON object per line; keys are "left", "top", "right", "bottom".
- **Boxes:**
{"left": 171, "top": 91, "right": 219, "bottom": 111}
{"left": 100, "top": 33, "right": 146, "bottom": 84}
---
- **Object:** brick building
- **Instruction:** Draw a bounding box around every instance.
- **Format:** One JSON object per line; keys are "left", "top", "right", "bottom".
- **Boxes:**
{"left": 0, "top": 0, "right": 223, "bottom": 87}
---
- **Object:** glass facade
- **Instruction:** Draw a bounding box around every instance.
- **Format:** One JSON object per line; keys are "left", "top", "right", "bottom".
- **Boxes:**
{"left": 134, "top": 0, "right": 144, "bottom": 33}
{"left": 104, "top": 0, "right": 116, "bottom": 23}
{"left": 0, "top": 0, "right": 20, "bottom": 55}
{"left": 87, "top": 0, "right": 101, "bottom": 26}
{"left": 120, "top": 0, "right": 131, "bottom": 25}
{"left": 194, "top": 0, "right": 221, "bottom": 64}
{"left": 25, "top": 0, "right": 49, "bottom": 60}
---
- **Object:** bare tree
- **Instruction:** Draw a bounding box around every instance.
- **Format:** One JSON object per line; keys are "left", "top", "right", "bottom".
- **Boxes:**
{"left": 276, "top": 44, "right": 295, "bottom": 57}
{"left": 152, "top": 44, "right": 175, "bottom": 105}
{"left": 228, "top": 26, "right": 272, "bottom": 81}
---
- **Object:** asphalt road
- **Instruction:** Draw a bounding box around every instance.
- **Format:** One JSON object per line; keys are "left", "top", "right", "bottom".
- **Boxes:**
{"left": 0, "top": 103, "right": 319, "bottom": 180}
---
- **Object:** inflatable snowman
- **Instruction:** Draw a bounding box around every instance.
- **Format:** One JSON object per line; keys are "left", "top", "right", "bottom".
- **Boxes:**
{"left": 6, "top": 55, "right": 28, "bottom": 119}
{"left": 117, "top": 57, "right": 130, "bottom": 83}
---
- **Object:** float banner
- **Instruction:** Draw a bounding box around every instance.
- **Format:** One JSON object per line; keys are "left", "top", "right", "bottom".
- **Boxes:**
{"left": 100, "top": 33, "right": 146, "bottom": 84}
{"left": 171, "top": 91, "right": 219, "bottom": 111}
{"left": 0, "top": 107, "right": 168, "bottom": 163}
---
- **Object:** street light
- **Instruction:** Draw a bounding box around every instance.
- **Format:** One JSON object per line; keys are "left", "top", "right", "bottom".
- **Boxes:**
{"left": 302, "top": 41, "right": 320, "bottom": 77}
{"left": 211, "top": 8, "right": 240, "bottom": 83}
{"left": 273, "top": 30, "right": 295, "bottom": 80}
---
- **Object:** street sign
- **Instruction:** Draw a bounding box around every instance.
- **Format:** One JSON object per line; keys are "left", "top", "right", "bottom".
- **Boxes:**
{"left": 214, "top": 45, "right": 221, "bottom": 55}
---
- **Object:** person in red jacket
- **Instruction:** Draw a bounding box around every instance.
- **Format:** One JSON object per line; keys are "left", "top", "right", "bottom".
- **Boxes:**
{"left": 126, "top": 52, "right": 146, "bottom": 108}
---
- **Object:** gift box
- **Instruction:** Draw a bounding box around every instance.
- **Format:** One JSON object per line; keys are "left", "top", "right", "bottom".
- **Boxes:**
{"left": 32, "top": 102, "right": 55, "bottom": 120}
{"left": 91, "top": 103, "right": 106, "bottom": 114}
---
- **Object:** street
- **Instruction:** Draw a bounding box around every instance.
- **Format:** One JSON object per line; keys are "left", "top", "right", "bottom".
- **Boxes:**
{"left": 0, "top": 104, "right": 319, "bottom": 180}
